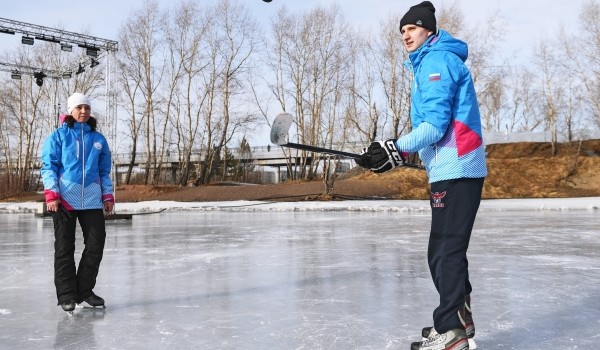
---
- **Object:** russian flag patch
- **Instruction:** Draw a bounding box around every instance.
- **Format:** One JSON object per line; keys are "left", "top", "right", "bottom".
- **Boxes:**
{"left": 429, "top": 73, "right": 441, "bottom": 81}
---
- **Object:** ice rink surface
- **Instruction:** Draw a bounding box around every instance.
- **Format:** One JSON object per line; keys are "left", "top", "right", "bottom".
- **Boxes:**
{"left": 0, "top": 198, "right": 599, "bottom": 350}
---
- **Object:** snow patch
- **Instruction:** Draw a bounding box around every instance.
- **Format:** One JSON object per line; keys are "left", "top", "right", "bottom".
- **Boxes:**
{"left": 0, "top": 197, "right": 598, "bottom": 214}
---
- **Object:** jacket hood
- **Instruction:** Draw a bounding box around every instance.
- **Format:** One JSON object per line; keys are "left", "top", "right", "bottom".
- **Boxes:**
{"left": 408, "top": 29, "right": 468, "bottom": 67}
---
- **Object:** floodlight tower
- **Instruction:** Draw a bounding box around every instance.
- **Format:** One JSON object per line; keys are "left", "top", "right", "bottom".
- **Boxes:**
{"left": 0, "top": 17, "right": 120, "bottom": 184}
{"left": 0, "top": 17, "right": 119, "bottom": 145}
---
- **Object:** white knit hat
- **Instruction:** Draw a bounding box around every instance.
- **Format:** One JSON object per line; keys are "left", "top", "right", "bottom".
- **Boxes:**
{"left": 67, "top": 93, "right": 91, "bottom": 114}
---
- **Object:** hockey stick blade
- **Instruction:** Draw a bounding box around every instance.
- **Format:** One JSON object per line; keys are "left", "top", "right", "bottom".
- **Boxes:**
{"left": 270, "top": 113, "right": 294, "bottom": 145}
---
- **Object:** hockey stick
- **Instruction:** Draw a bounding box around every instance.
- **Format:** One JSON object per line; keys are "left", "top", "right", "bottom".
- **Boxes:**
{"left": 270, "top": 113, "right": 425, "bottom": 170}
{"left": 270, "top": 113, "right": 361, "bottom": 158}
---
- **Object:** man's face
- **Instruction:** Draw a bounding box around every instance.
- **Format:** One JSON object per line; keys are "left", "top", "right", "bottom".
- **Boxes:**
{"left": 400, "top": 24, "right": 433, "bottom": 52}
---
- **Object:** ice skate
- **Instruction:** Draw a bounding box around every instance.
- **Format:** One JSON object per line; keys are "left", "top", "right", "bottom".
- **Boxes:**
{"left": 77, "top": 292, "right": 105, "bottom": 309}
{"left": 411, "top": 327, "right": 469, "bottom": 350}
{"left": 420, "top": 325, "right": 476, "bottom": 348}
{"left": 421, "top": 327, "right": 476, "bottom": 348}
{"left": 60, "top": 300, "right": 76, "bottom": 314}
{"left": 421, "top": 295, "right": 477, "bottom": 348}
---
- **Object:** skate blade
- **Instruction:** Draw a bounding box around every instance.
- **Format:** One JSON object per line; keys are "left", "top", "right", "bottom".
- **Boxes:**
{"left": 78, "top": 302, "right": 106, "bottom": 309}
{"left": 81, "top": 305, "right": 106, "bottom": 310}
{"left": 421, "top": 335, "right": 475, "bottom": 348}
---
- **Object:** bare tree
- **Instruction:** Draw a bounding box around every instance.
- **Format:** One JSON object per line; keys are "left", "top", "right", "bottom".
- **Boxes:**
{"left": 477, "top": 68, "right": 506, "bottom": 131}
{"left": 345, "top": 32, "right": 379, "bottom": 143}
{"left": 118, "top": 0, "right": 165, "bottom": 185}
{"left": 117, "top": 60, "right": 144, "bottom": 184}
{"left": 567, "top": 0, "right": 600, "bottom": 128}
{"left": 536, "top": 39, "right": 563, "bottom": 155}
{"left": 161, "top": 1, "right": 211, "bottom": 185}
{"left": 194, "top": 0, "right": 260, "bottom": 185}
{"left": 437, "top": 1, "right": 505, "bottom": 130}
{"left": 269, "top": 5, "right": 351, "bottom": 181}
{"left": 503, "top": 66, "right": 544, "bottom": 132}
{"left": 562, "top": 79, "right": 584, "bottom": 142}
{"left": 370, "top": 14, "right": 412, "bottom": 140}
{"left": 0, "top": 72, "right": 43, "bottom": 193}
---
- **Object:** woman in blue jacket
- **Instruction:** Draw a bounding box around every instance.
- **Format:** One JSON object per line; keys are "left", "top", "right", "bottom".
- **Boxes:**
{"left": 357, "top": 2, "right": 486, "bottom": 349}
{"left": 41, "top": 92, "right": 114, "bottom": 312}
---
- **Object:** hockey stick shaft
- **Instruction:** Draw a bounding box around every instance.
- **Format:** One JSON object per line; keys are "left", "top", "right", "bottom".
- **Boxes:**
{"left": 281, "top": 142, "right": 361, "bottom": 159}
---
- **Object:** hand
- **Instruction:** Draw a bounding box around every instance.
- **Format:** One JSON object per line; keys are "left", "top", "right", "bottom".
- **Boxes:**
{"left": 356, "top": 139, "right": 405, "bottom": 173}
{"left": 46, "top": 200, "right": 60, "bottom": 212}
{"left": 104, "top": 201, "right": 114, "bottom": 214}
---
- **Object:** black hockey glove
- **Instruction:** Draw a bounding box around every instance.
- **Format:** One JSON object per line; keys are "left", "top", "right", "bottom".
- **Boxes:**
{"left": 356, "top": 139, "right": 405, "bottom": 173}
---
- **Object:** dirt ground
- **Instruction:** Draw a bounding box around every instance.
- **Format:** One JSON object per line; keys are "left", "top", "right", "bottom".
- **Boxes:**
{"left": 3, "top": 140, "right": 600, "bottom": 203}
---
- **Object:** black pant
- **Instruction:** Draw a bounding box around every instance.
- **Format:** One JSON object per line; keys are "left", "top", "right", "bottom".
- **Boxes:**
{"left": 428, "top": 177, "right": 484, "bottom": 333}
{"left": 53, "top": 207, "right": 106, "bottom": 304}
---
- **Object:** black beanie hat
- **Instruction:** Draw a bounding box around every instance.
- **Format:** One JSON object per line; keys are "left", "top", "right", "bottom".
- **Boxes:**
{"left": 399, "top": 1, "right": 437, "bottom": 33}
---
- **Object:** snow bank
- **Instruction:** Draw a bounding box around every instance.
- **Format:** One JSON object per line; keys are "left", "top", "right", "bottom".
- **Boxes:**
{"left": 0, "top": 197, "right": 598, "bottom": 215}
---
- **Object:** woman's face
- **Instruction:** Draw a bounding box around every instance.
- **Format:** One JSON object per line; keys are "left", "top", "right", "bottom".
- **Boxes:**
{"left": 71, "top": 104, "right": 91, "bottom": 123}
{"left": 401, "top": 24, "right": 433, "bottom": 53}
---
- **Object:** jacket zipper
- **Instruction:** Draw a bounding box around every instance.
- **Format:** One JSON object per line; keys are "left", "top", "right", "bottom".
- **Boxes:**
{"left": 80, "top": 126, "right": 85, "bottom": 208}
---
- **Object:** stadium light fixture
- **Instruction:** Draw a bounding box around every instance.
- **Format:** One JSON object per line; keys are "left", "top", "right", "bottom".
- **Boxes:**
{"left": 21, "top": 36, "right": 34, "bottom": 45}
{"left": 60, "top": 43, "right": 73, "bottom": 52}
{"left": 86, "top": 47, "right": 99, "bottom": 57}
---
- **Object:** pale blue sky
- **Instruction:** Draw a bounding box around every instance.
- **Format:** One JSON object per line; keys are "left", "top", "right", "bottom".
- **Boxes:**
{"left": 1, "top": 0, "right": 586, "bottom": 65}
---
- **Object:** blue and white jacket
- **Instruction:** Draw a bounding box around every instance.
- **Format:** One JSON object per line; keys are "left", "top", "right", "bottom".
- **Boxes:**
{"left": 396, "top": 29, "right": 487, "bottom": 183}
{"left": 41, "top": 121, "right": 114, "bottom": 210}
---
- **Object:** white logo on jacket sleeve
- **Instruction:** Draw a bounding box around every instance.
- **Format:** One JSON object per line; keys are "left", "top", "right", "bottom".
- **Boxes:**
{"left": 94, "top": 142, "right": 102, "bottom": 150}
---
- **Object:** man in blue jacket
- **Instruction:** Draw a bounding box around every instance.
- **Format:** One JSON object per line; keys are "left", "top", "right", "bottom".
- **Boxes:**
{"left": 41, "top": 92, "right": 114, "bottom": 312}
{"left": 357, "top": 2, "right": 487, "bottom": 349}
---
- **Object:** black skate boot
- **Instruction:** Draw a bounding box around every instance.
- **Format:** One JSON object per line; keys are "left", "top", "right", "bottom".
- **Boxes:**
{"left": 78, "top": 292, "right": 105, "bottom": 308}
{"left": 60, "top": 299, "right": 76, "bottom": 312}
